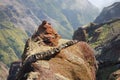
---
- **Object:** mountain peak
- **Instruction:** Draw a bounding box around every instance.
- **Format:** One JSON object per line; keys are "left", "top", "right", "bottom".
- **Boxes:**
{"left": 94, "top": 2, "right": 120, "bottom": 23}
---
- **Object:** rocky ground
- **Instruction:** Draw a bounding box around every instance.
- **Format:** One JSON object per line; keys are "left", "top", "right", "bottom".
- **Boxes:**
{"left": 0, "top": 62, "right": 8, "bottom": 80}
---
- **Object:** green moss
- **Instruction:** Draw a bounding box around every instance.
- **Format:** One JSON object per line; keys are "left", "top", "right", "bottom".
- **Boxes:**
{"left": 88, "top": 20, "right": 120, "bottom": 80}
{"left": 89, "top": 24, "right": 111, "bottom": 48}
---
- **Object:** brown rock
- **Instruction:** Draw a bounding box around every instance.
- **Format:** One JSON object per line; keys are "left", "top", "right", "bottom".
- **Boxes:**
{"left": 17, "top": 41, "right": 97, "bottom": 80}
{"left": 73, "top": 27, "right": 86, "bottom": 41}
{"left": 32, "top": 20, "right": 61, "bottom": 46}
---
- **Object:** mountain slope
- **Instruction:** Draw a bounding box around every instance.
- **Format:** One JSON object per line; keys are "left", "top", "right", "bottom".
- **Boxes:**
{"left": 73, "top": 19, "right": 120, "bottom": 80}
{"left": 0, "top": 21, "right": 28, "bottom": 66}
{"left": 94, "top": 2, "right": 120, "bottom": 23}
{"left": 0, "top": 0, "right": 99, "bottom": 39}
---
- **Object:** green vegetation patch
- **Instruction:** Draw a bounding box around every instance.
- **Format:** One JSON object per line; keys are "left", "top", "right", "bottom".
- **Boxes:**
{"left": 0, "top": 21, "right": 28, "bottom": 66}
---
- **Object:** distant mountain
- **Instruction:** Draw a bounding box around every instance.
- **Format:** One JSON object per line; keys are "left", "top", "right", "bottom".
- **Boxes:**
{"left": 0, "top": 0, "right": 99, "bottom": 39}
{"left": 94, "top": 2, "right": 120, "bottom": 23}
{"left": 0, "top": 0, "right": 99, "bottom": 79}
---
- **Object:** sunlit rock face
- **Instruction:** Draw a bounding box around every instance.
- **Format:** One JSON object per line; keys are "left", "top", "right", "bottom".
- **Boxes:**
{"left": 16, "top": 41, "right": 97, "bottom": 80}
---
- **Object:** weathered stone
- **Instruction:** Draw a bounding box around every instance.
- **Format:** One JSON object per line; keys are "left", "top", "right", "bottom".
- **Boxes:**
{"left": 7, "top": 61, "right": 22, "bottom": 80}
{"left": 32, "top": 20, "right": 61, "bottom": 47}
{"left": 8, "top": 20, "right": 97, "bottom": 80}
{"left": 16, "top": 41, "right": 97, "bottom": 80}
{"left": 73, "top": 27, "right": 86, "bottom": 41}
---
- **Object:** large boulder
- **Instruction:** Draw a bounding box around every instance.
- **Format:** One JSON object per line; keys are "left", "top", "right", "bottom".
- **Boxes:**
{"left": 15, "top": 39, "right": 97, "bottom": 80}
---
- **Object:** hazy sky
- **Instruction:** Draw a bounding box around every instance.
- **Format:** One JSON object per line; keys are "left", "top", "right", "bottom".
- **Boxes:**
{"left": 88, "top": 0, "right": 120, "bottom": 10}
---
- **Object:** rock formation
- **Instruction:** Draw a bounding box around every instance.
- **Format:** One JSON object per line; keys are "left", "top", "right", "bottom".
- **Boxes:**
{"left": 16, "top": 41, "right": 97, "bottom": 80}
{"left": 73, "top": 23, "right": 96, "bottom": 42}
{"left": 32, "top": 20, "right": 61, "bottom": 46}
{"left": 73, "top": 18, "right": 120, "bottom": 80}
{"left": 73, "top": 27, "right": 86, "bottom": 41}
{"left": 7, "top": 21, "right": 97, "bottom": 80}
{"left": 7, "top": 61, "right": 22, "bottom": 80}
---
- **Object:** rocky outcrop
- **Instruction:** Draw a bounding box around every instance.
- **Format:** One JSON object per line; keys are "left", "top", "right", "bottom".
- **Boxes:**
{"left": 73, "top": 18, "right": 120, "bottom": 80}
{"left": 32, "top": 20, "right": 61, "bottom": 46}
{"left": 73, "top": 22, "right": 96, "bottom": 42}
{"left": 96, "top": 21, "right": 120, "bottom": 80}
{"left": 8, "top": 21, "right": 98, "bottom": 80}
{"left": 0, "top": 62, "right": 8, "bottom": 80}
{"left": 16, "top": 40, "right": 97, "bottom": 80}
{"left": 94, "top": 2, "right": 120, "bottom": 23}
{"left": 73, "top": 27, "right": 86, "bottom": 41}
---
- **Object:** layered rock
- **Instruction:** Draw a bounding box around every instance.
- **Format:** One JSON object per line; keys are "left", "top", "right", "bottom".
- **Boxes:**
{"left": 9, "top": 21, "right": 98, "bottom": 80}
{"left": 16, "top": 40, "right": 97, "bottom": 80}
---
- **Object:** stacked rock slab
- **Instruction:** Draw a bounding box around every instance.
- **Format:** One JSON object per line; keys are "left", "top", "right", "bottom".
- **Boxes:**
{"left": 15, "top": 21, "right": 97, "bottom": 80}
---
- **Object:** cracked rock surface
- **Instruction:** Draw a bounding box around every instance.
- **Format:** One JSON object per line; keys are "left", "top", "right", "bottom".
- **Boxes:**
{"left": 16, "top": 39, "right": 97, "bottom": 80}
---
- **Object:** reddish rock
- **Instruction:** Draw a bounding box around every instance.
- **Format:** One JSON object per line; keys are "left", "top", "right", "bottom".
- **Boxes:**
{"left": 17, "top": 41, "right": 97, "bottom": 80}
{"left": 32, "top": 20, "right": 61, "bottom": 46}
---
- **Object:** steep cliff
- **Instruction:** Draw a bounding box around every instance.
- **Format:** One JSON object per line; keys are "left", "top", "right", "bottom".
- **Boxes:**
{"left": 73, "top": 19, "right": 120, "bottom": 80}
{"left": 94, "top": 2, "right": 120, "bottom": 23}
